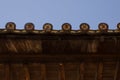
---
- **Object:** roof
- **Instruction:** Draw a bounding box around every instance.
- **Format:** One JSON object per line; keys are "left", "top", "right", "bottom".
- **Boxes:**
{"left": 0, "top": 22, "right": 120, "bottom": 80}
{"left": 0, "top": 22, "right": 120, "bottom": 54}
{"left": 0, "top": 22, "right": 120, "bottom": 61}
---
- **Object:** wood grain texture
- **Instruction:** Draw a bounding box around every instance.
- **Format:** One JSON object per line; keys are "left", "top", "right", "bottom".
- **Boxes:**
{"left": 114, "top": 60, "right": 119, "bottom": 80}
{"left": 80, "top": 62, "right": 84, "bottom": 80}
{"left": 40, "top": 64, "right": 46, "bottom": 80}
{"left": 58, "top": 63, "right": 65, "bottom": 80}
{"left": 24, "top": 64, "right": 30, "bottom": 80}
{"left": 97, "top": 62, "right": 103, "bottom": 80}
{"left": 5, "top": 64, "right": 10, "bottom": 80}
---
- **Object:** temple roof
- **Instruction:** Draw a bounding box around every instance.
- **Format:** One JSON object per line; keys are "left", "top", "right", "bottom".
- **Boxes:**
{"left": 0, "top": 22, "right": 119, "bottom": 62}
{"left": 0, "top": 22, "right": 120, "bottom": 80}
{"left": 0, "top": 22, "right": 120, "bottom": 54}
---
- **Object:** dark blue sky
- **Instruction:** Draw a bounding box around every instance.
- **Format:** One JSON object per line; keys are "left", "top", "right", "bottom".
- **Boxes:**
{"left": 0, "top": 0, "right": 120, "bottom": 30}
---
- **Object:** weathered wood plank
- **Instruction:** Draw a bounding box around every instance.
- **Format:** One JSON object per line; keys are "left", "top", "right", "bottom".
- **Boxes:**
{"left": 79, "top": 62, "right": 84, "bottom": 80}
{"left": 40, "top": 64, "right": 46, "bottom": 80}
{"left": 5, "top": 64, "right": 10, "bottom": 80}
{"left": 114, "top": 60, "right": 119, "bottom": 80}
{"left": 23, "top": 64, "right": 30, "bottom": 80}
{"left": 0, "top": 54, "right": 119, "bottom": 63}
{"left": 58, "top": 63, "right": 65, "bottom": 80}
{"left": 97, "top": 62, "right": 103, "bottom": 80}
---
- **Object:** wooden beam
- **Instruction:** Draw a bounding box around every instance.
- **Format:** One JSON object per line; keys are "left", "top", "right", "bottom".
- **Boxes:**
{"left": 40, "top": 64, "right": 46, "bottom": 80}
{"left": 23, "top": 64, "right": 30, "bottom": 80}
{"left": 95, "top": 63, "right": 98, "bottom": 80}
{"left": 58, "top": 63, "right": 65, "bottom": 80}
{"left": 79, "top": 62, "right": 84, "bottom": 80}
{"left": 5, "top": 64, "right": 10, "bottom": 80}
{"left": 114, "top": 60, "right": 119, "bottom": 80}
{"left": 0, "top": 54, "right": 119, "bottom": 63}
{"left": 97, "top": 62, "right": 103, "bottom": 80}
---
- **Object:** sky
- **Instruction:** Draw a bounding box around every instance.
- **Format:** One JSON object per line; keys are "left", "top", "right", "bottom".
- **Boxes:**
{"left": 0, "top": 0, "right": 120, "bottom": 30}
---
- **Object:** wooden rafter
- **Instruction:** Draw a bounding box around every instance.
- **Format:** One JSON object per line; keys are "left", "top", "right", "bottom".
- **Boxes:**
{"left": 23, "top": 64, "right": 30, "bottom": 80}
{"left": 58, "top": 63, "right": 65, "bottom": 80}
{"left": 5, "top": 64, "right": 10, "bottom": 80}
{"left": 79, "top": 62, "right": 84, "bottom": 80}
{"left": 40, "top": 64, "right": 46, "bottom": 80}
{"left": 97, "top": 62, "right": 103, "bottom": 80}
{"left": 114, "top": 60, "right": 119, "bottom": 80}
{"left": 0, "top": 54, "right": 119, "bottom": 63}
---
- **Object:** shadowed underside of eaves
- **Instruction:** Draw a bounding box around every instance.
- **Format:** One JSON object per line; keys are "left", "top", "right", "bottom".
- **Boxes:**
{"left": 0, "top": 34, "right": 120, "bottom": 55}
{"left": 0, "top": 33, "right": 120, "bottom": 80}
